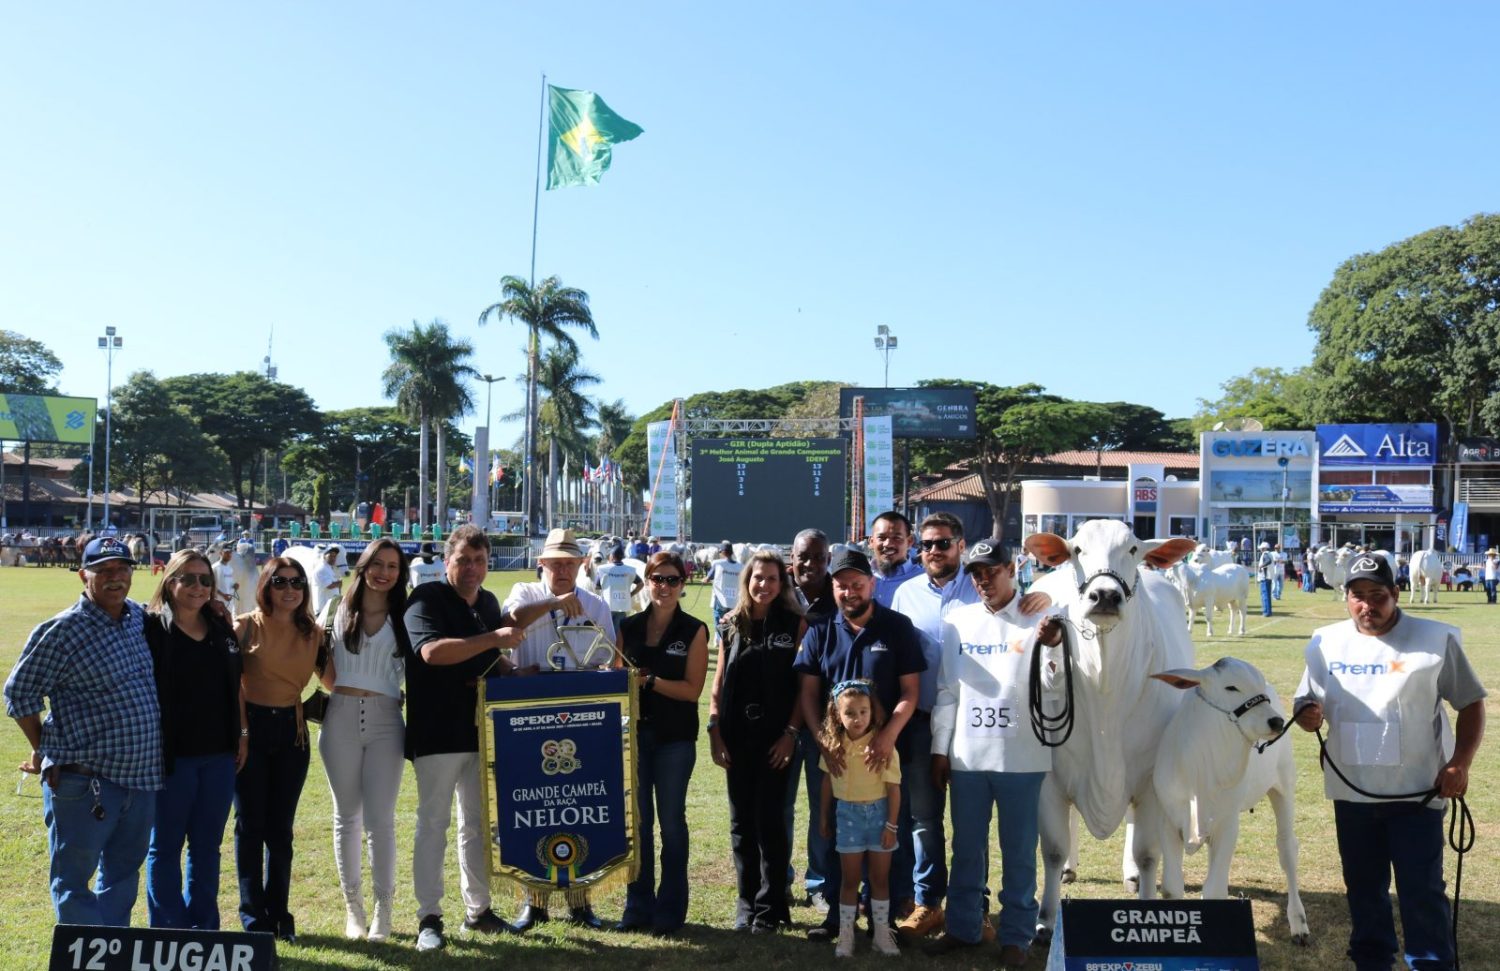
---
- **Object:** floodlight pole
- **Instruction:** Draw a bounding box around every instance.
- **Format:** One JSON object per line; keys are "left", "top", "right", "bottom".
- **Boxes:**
{"left": 99, "top": 327, "right": 122, "bottom": 532}
{"left": 481, "top": 374, "right": 506, "bottom": 516}
{"left": 873, "top": 325, "right": 898, "bottom": 388}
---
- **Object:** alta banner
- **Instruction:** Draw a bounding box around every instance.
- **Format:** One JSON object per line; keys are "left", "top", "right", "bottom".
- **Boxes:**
{"left": 481, "top": 670, "right": 638, "bottom": 895}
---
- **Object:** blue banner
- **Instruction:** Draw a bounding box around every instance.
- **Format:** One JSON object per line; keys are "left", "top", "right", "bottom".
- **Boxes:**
{"left": 1318, "top": 483, "right": 1434, "bottom": 514}
{"left": 1452, "top": 502, "right": 1470, "bottom": 553}
{"left": 1317, "top": 423, "right": 1438, "bottom": 466}
{"left": 484, "top": 671, "right": 633, "bottom": 891}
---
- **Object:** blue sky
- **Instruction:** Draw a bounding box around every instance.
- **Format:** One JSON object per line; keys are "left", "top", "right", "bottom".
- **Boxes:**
{"left": 5, "top": 2, "right": 1498, "bottom": 445}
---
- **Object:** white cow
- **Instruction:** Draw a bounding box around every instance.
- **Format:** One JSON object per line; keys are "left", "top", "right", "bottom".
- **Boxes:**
{"left": 1026, "top": 521, "right": 1198, "bottom": 938}
{"left": 1175, "top": 560, "right": 1250, "bottom": 636}
{"left": 1410, "top": 548, "right": 1442, "bottom": 605}
{"left": 1314, "top": 545, "right": 1352, "bottom": 596}
{"left": 1151, "top": 658, "right": 1310, "bottom": 945}
{"left": 1192, "top": 543, "right": 1236, "bottom": 570}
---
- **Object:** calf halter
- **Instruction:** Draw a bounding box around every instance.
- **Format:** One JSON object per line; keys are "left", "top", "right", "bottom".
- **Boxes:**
{"left": 1075, "top": 565, "right": 1140, "bottom": 601}
{"left": 1193, "top": 687, "right": 1285, "bottom": 753}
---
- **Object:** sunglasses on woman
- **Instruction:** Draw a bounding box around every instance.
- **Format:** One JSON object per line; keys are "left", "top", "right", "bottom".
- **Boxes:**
{"left": 270, "top": 575, "right": 307, "bottom": 589}
{"left": 172, "top": 574, "right": 215, "bottom": 588}
{"left": 648, "top": 574, "right": 683, "bottom": 587}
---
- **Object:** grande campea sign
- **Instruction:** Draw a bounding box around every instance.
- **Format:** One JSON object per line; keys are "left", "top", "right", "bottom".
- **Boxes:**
{"left": 1045, "top": 900, "right": 1259, "bottom": 971}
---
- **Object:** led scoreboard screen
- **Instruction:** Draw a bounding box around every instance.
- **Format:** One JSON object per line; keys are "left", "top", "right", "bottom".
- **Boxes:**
{"left": 691, "top": 438, "right": 846, "bottom": 544}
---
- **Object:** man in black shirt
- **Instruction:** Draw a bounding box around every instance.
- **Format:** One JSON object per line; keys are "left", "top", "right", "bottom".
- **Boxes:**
{"left": 784, "top": 527, "right": 836, "bottom": 913}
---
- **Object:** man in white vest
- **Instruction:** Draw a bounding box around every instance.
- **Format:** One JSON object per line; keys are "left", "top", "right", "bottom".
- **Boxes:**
{"left": 923, "top": 538, "right": 1062, "bottom": 969}
{"left": 1294, "top": 553, "right": 1485, "bottom": 971}
{"left": 706, "top": 543, "right": 744, "bottom": 642}
{"left": 597, "top": 545, "right": 643, "bottom": 630}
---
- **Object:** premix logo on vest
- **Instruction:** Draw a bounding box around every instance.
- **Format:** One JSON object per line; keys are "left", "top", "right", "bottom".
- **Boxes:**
{"left": 1329, "top": 659, "right": 1407, "bottom": 676}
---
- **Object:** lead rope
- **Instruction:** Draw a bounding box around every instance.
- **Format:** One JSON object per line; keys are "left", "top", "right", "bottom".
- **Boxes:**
{"left": 1315, "top": 727, "right": 1474, "bottom": 970}
{"left": 1029, "top": 621, "right": 1076, "bottom": 747}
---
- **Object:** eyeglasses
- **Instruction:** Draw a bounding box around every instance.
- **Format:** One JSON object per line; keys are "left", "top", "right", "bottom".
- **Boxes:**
{"left": 173, "top": 574, "right": 215, "bottom": 588}
{"left": 269, "top": 575, "right": 307, "bottom": 589}
{"left": 648, "top": 574, "right": 684, "bottom": 587}
{"left": 919, "top": 538, "right": 956, "bottom": 552}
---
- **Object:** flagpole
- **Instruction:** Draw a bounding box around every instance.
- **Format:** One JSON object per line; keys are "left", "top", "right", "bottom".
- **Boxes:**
{"left": 523, "top": 72, "right": 547, "bottom": 539}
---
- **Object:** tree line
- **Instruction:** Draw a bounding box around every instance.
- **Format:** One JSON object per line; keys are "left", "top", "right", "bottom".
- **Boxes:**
{"left": 5, "top": 212, "right": 1498, "bottom": 530}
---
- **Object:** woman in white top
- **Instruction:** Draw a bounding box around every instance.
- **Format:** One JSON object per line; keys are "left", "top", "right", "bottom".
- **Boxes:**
{"left": 317, "top": 538, "right": 410, "bottom": 942}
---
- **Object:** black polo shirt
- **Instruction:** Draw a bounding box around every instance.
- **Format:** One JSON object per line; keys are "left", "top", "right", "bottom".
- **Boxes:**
{"left": 798, "top": 575, "right": 837, "bottom": 626}
{"left": 403, "top": 580, "right": 505, "bottom": 759}
{"left": 794, "top": 602, "right": 925, "bottom": 740}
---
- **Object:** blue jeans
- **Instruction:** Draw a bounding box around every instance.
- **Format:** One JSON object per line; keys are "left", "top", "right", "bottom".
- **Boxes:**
{"left": 1485, "top": 579, "right": 1497, "bottom": 604}
{"left": 623, "top": 729, "right": 696, "bottom": 932}
{"left": 235, "top": 704, "right": 309, "bottom": 934}
{"left": 783, "top": 727, "right": 830, "bottom": 897}
{"left": 1272, "top": 571, "right": 1283, "bottom": 600}
{"left": 148, "top": 753, "right": 237, "bottom": 928}
{"left": 1334, "top": 800, "right": 1454, "bottom": 971}
{"left": 1259, "top": 578, "right": 1273, "bottom": 616}
{"left": 897, "top": 714, "right": 947, "bottom": 907}
{"left": 948, "top": 770, "right": 1045, "bottom": 948}
{"left": 43, "top": 770, "right": 155, "bottom": 926}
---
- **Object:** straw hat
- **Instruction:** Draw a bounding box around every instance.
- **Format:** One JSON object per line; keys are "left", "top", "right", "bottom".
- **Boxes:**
{"left": 538, "top": 528, "right": 584, "bottom": 560}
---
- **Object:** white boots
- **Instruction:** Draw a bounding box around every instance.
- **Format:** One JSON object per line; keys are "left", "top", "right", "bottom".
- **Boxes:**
{"left": 368, "top": 896, "right": 393, "bottom": 942}
{"left": 835, "top": 905, "right": 857, "bottom": 958}
{"left": 344, "top": 898, "right": 368, "bottom": 940}
{"left": 871, "top": 900, "right": 898, "bottom": 956}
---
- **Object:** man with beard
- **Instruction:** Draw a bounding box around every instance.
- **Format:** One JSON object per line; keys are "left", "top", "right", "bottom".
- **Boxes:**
{"left": 5, "top": 537, "right": 163, "bottom": 925}
{"left": 870, "top": 512, "right": 922, "bottom": 609}
{"left": 501, "top": 527, "right": 617, "bottom": 930}
{"left": 784, "top": 527, "right": 835, "bottom": 911}
{"left": 887, "top": 512, "right": 981, "bottom": 938}
{"left": 795, "top": 548, "right": 924, "bottom": 942}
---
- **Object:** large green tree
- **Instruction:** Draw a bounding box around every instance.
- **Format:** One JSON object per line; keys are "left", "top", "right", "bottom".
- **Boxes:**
{"left": 0, "top": 330, "right": 62, "bottom": 395}
{"left": 76, "top": 372, "right": 225, "bottom": 522}
{"left": 1306, "top": 213, "right": 1500, "bottom": 435}
{"left": 1192, "top": 367, "right": 1316, "bottom": 432}
{"left": 159, "top": 372, "right": 319, "bottom": 509}
{"left": 916, "top": 380, "right": 1106, "bottom": 530}
{"left": 382, "top": 320, "right": 475, "bottom": 529}
{"left": 478, "top": 276, "right": 597, "bottom": 531}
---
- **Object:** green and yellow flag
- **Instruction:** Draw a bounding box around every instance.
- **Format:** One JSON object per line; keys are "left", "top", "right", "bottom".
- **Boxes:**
{"left": 547, "top": 85, "right": 643, "bottom": 189}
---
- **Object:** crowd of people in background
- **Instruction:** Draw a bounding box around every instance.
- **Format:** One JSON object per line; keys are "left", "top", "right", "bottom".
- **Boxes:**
{"left": 2, "top": 514, "right": 1485, "bottom": 971}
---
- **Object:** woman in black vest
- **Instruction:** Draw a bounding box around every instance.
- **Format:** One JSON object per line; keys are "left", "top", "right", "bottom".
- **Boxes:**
{"left": 144, "top": 549, "right": 247, "bottom": 930}
{"left": 707, "top": 550, "right": 807, "bottom": 932}
{"left": 615, "top": 551, "right": 708, "bottom": 936}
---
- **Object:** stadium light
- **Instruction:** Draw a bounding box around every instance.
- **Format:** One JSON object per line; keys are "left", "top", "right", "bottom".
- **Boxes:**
{"left": 98, "top": 327, "right": 122, "bottom": 532}
{"left": 873, "top": 325, "right": 898, "bottom": 388}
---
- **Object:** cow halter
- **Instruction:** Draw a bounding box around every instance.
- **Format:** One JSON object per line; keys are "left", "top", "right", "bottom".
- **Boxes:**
{"left": 1194, "top": 687, "right": 1284, "bottom": 753}
{"left": 1075, "top": 565, "right": 1140, "bottom": 601}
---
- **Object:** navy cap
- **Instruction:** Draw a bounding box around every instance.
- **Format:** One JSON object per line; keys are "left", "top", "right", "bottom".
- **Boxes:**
{"left": 965, "top": 537, "right": 1010, "bottom": 569}
{"left": 1345, "top": 553, "right": 1395, "bottom": 588}
{"left": 82, "top": 537, "right": 135, "bottom": 568}
{"left": 829, "top": 547, "right": 873, "bottom": 578}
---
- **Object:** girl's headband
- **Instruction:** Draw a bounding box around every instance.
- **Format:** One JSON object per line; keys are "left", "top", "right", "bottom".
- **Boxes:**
{"left": 830, "top": 678, "right": 872, "bottom": 701}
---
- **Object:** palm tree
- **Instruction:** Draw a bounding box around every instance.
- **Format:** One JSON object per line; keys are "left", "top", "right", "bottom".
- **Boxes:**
{"left": 595, "top": 398, "right": 634, "bottom": 456}
{"left": 381, "top": 320, "right": 477, "bottom": 530}
{"left": 478, "top": 275, "right": 597, "bottom": 533}
{"left": 506, "top": 342, "right": 600, "bottom": 524}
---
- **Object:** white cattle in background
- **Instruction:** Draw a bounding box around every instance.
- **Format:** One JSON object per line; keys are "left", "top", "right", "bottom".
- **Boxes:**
{"left": 1175, "top": 560, "right": 1250, "bottom": 636}
{"left": 1193, "top": 543, "right": 1236, "bottom": 570}
{"left": 1314, "top": 545, "right": 1352, "bottom": 595}
{"left": 1152, "top": 658, "right": 1310, "bottom": 945}
{"left": 1026, "top": 522, "right": 1197, "bottom": 938}
{"left": 1410, "top": 548, "right": 1443, "bottom": 604}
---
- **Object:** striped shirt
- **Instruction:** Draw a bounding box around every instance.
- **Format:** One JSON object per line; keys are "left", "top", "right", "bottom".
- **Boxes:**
{"left": 4, "top": 594, "right": 164, "bottom": 790}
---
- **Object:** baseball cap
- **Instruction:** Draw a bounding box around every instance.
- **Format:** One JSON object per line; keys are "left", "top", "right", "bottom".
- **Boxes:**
{"left": 1345, "top": 553, "right": 1395, "bottom": 588}
{"left": 828, "top": 547, "right": 873, "bottom": 577}
{"left": 83, "top": 537, "right": 135, "bottom": 569}
{"left": 965, "top": 536, "right": 1010, "bottom": 570}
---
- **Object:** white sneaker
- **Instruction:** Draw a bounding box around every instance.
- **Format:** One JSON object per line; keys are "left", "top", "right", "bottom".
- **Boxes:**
{"left": 835, "top": 921, "right": 856, "bottom": 958}
{"left": 368, "top": 898, "right": 392, "bottom": 943}
{"left": 416, "top": 916, "right": 445, "bottom": 951}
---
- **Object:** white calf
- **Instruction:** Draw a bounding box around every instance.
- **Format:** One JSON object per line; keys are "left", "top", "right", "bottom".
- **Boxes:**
{"left": 1178, "top": 561, "right": 1250, "bottom": 636}
{"left": 1151, "top": 658, "right": 1310, "bottom": 945}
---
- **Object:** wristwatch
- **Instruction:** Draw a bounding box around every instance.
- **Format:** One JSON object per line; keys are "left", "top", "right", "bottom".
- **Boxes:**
{"left": 645, "top": 673, "right": 658, "bottom": 692}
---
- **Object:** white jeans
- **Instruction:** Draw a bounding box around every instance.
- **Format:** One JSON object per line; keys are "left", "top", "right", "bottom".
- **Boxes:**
{"left": 317, "top": 693, "right": 405, "bottom": 910}
{"left": 413, "top": 751, "right": 491, "bottom": 921}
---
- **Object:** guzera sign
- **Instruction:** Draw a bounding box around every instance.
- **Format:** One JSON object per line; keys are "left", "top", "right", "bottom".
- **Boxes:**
{"left": 1209, "top": 436, "right": 1310, "bottom": 458}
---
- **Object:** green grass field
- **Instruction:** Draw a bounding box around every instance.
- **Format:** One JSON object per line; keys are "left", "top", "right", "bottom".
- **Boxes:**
{"left": 0, "top": 566, "right": 1495, "bottom": 970}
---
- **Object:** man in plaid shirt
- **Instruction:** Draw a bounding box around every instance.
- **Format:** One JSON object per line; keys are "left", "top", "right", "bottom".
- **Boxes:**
{"left": 5, "top": 536, "right": 164, "bottom": 926}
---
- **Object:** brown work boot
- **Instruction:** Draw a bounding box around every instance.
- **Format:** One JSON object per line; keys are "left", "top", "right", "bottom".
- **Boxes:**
{"left": 980, "top": 913, "right": 997, "bottom": 942}
{"left": 895, "top": 904, "right": 944, "bottom": 939}
{"left": 998, "top": 942, "right": 1029, "bottom": 967}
